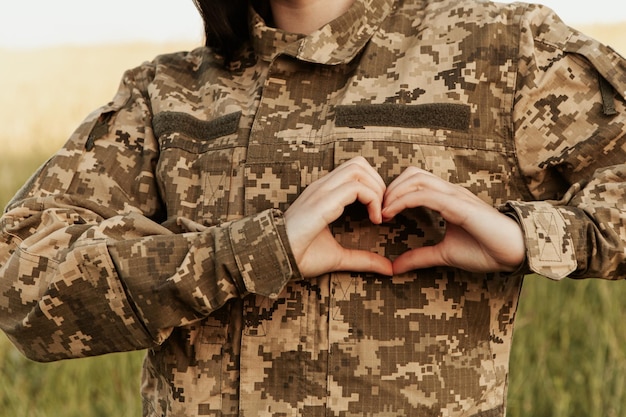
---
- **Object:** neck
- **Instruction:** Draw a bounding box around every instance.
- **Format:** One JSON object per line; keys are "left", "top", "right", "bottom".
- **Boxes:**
{"left": 269, "top": 0, "right": 355, "bottom": 34}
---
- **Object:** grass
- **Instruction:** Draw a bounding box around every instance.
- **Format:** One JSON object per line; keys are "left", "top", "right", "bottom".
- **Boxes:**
{"left": 508, "top": 278, "right": 626, "bottom": 417}
{"left": 0, "top": 337, "right": 144, "bottom": 417}
{"left": 1, "top": 23, "right": 626, "bottom": 417}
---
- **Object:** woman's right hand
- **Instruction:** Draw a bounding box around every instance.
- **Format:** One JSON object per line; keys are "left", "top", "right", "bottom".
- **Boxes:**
{"left": 284, "top": 156, "right": 393, "bottom": 278}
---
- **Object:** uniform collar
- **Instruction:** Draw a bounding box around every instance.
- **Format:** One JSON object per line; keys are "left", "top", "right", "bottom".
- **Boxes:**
{"left": 250, "top": 0, "right": 395, "bottom": 65}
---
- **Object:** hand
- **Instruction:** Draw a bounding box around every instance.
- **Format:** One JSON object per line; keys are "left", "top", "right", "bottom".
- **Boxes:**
{"left": 382, "top": 167, "right": 525, "bottom": 274}
{"left": 284, "top": 157, "right": 393, "bottom": 278}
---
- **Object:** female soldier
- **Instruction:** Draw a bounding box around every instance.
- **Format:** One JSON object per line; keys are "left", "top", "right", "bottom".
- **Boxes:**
{"left": 1, "top": 0, "right": 625, "bottom": 415}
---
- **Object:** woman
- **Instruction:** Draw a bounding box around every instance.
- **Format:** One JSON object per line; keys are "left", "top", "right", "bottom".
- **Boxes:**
{"left": 1, "top": 0, "right": 625, "bottom": 416}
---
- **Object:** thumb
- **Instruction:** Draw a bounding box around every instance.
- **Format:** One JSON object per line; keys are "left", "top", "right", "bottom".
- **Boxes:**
{"left": 338, "top": 249, "right": 394, "bottom": 276}
{"left": 392, "top": 246, "right": 444, "bottom": 274}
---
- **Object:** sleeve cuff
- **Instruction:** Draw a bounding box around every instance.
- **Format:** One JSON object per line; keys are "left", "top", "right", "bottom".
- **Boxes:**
{"left": 501, "top": 201, "right": 577, "bottom": 280}
{"left": 228, "top": 209, "right": 301, "bottom": 298}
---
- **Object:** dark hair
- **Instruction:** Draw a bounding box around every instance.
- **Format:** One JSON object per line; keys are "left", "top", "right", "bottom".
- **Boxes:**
{"left": 193, "top": 0, "right": 269, "bottom": 60}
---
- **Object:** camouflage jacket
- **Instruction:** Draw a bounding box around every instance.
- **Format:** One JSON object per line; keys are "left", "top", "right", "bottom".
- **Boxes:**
{"left": 2, "top": 0, "right": 626, "bottom": 416}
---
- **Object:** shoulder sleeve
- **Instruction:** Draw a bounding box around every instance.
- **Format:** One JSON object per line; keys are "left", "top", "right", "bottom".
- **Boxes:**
{"left": 0, "top": 61, "right": 299, "bottom": 362}
{"left": 507, "top": 4, "right": 626, "bottom": 280}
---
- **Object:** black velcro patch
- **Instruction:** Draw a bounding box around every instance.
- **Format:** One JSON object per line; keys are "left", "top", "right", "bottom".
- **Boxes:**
{"left": 335, "top": 103, "right": 470, "bottom": 131}
{"left": 153, "top": 111, "right": 241, "bottom": 141}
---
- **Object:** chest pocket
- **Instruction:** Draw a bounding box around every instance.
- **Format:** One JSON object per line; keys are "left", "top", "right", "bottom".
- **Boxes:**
{"left": 154, "top": 111, "right": 244, "bottom": 226}
{"left": 325, "top": 103, "right": 527, "bottom": 259}
{"left": 331, "top": 103, "right": 525, "bottom": 204}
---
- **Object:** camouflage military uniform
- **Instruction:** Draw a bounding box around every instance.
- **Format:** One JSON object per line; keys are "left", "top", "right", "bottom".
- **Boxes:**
{"left": 2, "top": 0, "right": 626, "bottom": 415}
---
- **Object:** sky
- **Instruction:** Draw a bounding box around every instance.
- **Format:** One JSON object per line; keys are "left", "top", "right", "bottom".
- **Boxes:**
{"left": 0, "top": 0, "right": 625, "bottom": 49}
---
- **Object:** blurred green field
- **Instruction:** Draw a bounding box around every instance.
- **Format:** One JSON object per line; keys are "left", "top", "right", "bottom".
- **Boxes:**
{"left": 1, "top": 22, "right": 626, "bottom": 417}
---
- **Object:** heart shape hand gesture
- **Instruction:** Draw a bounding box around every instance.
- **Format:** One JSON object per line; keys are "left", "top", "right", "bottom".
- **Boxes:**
{"left": 284, "top": 157, "right": 525, "bottom": 277}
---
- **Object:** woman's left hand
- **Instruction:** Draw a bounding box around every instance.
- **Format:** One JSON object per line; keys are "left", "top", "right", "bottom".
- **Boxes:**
{"left": 382, "top": 167, "right": 526, "bottom": 275}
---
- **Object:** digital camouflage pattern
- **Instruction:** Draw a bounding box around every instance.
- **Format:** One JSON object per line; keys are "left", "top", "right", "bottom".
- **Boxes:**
{"left": 2, "top": 0, "right": 626, "bottom": 416}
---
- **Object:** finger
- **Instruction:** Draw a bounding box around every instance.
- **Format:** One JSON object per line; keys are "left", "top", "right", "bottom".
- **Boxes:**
{"left": 383, "top": 177, "right": 478, "bottom": 222}
{"left": 383, "top": 187, "right": 447, "bottom": 220}
{"left": 328, "top": 181, "right": 385, "bottom": 224}
{"left": 304, "top": 161, "right": 386, "bottom": 225}
{"left": 338, "top": 249, "right": 394, "bottom": 276}
{"left": 382, "top": 170, "right": 441, "bottom": 219}
{"left": 294, "top": 231, "right": 394, "bottom": 278}
{"left": 392, "top": 246, "right": 445, "bottom": 274}
{"left": 288, "top": 180, "right": 384, "bottom": 242}
{"left": 338, "top": 156, "right": 386, "bottom": 191}
{"left": 385, "top": 167, "right": 436, "bottom": 201}
{"left": 328, "top": 157, "right": 386, "bottom": 197}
